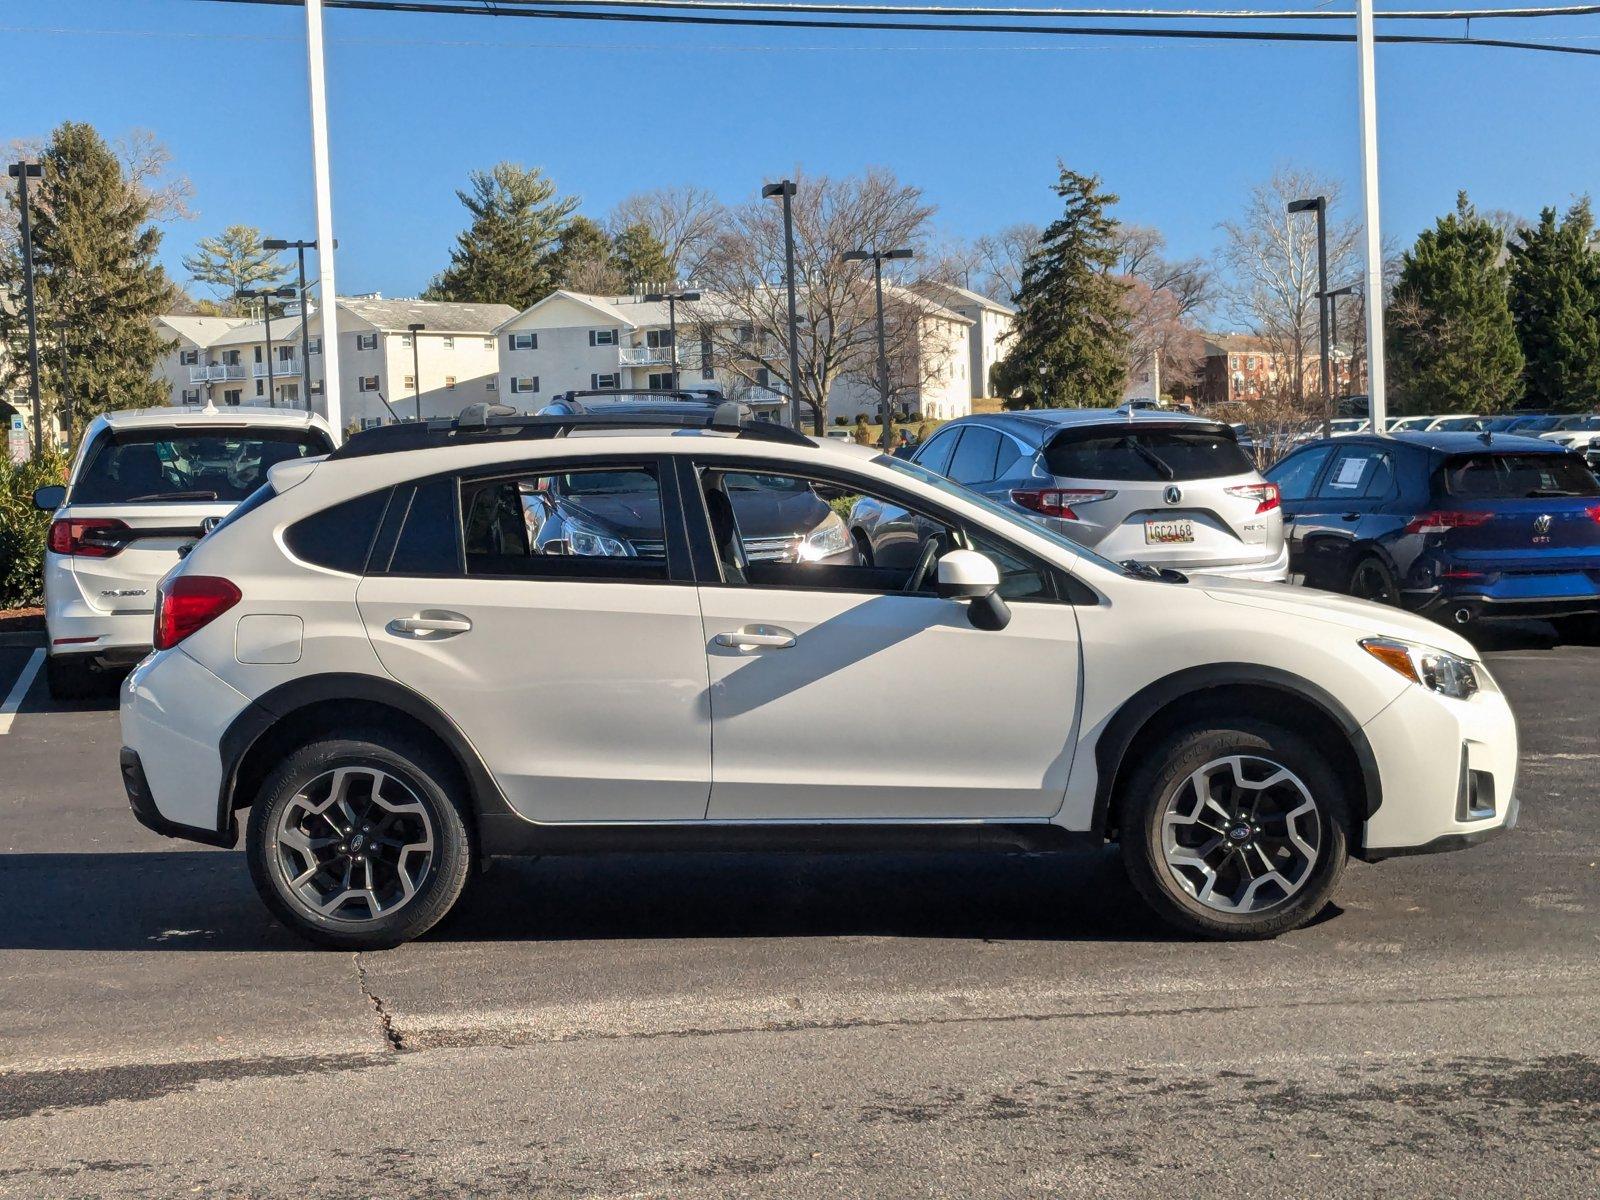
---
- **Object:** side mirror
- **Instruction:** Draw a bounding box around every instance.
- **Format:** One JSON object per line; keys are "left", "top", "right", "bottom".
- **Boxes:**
{"left": 935, "top": 550, "right": 1011, "bottom": 630}
{"left": 33, "top": 485, "right": 66, "bottom": 512}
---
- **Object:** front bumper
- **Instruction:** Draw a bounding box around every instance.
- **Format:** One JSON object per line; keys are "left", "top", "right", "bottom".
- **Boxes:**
{"left": 1357, "top": 673, "right": 1519, "bottom": 859}
{"left": 120, "top": 648, "right": 252, "bottom": 845}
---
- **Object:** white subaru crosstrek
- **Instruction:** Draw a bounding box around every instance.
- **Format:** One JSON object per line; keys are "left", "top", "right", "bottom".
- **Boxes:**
{"left": 120, "top": 405, "right": 1518, "bottom": 948}
{"left": 33, "top": 404, "right": 333, "bottom": 697}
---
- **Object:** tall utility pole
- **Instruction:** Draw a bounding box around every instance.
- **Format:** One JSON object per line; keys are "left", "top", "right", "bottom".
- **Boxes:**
{"left": 8, "top": 162, "right": 44, "bottom": 456}
{"left": 265, "top": 238, "right": 318, "bottom": 409}
{"left": 643, "top": 291, "right": 701, "bottom": 390}
{"left": 762, "top": 180, "right": 803, "bottom": 432}
{"left": 843, "top": 247, "right": 914, "bottom": 452}
{"left": 1289, "top": 196, "right": 1332, "bottom": 437}
{"left": 1356, "top": 0, "right": 1388, "bottom": 430}
{"left": 305, "top": 0, "right": 344, "bottom": 439}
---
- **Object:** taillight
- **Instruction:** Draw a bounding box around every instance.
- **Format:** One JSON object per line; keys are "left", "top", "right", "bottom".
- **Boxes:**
{"left": 1010, "top": 488, "right": 1116, "bottom": 520}
{"left": 47, "top": 517, "right": 130, "bottom": 557}
{"left": 1404, "top": 511, "right": 1494, "bottom": 535}
{"left": 154, "top": 575, "right": 241, "bottom": 650}
{"left": 1225, "top": 482, "right": 1281, "bottom": 514}
{"left": 1586, "top": 504, "right": 1600, "bottom": 524}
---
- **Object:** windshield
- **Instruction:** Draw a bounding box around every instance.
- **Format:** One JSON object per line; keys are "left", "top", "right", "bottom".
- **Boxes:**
{"left": 71, "top": 427, "right": 332, "bottom": 505}
{"left": 558, "top": 470, "right": 656, "bottom": 495}
{"left": 878, "top": 454, "right": 1129, "bottom": 575}
{"left": 1511, "top": 416, "right": 1560, "bottom": 432}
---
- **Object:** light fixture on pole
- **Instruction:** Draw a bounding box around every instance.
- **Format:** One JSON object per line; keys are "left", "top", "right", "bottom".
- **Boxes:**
{"left": 8, "top": 161, "right": 44, "bottom": 456}
{"left": 762, "top": 180, "right": 803, "bottom": 431}
{"left": 1288, "top": 196, "right": 1333, "bottom": 438}
{"left": 407, "top": 323, "right": 426, "bottom": 421}
{"left": 240, "top": 286, "right": 297, "bottom": 407}
{"left": 642, "top": 291, "right": 701, "bottom": 390}
{"left": 264, "top": 238, "right": 321, "bottom": 409}
{"left": 842, "top": 247, "right": 913, "bottom": 452}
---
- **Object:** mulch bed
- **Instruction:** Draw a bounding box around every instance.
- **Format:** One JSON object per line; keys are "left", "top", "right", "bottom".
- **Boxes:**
{"left": 0, "top": 607, "right": 45, "bottom": 633}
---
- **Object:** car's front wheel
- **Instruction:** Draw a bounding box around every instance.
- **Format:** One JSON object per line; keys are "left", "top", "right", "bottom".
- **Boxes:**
{"left": 1120, "top": 722, "right": 1350, "bottom": 939}
{"left": 246, "top": 732, "right": 472, "bottom": 950}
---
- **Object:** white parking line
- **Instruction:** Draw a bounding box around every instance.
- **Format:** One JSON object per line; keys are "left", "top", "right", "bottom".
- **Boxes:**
{"left": 0, "top": 649, "right": 45, "bottom": 735}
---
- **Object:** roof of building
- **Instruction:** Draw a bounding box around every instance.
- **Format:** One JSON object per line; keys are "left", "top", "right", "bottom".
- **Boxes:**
{"left": 337, "top": 296, "right": 517, "bottom": 334}
{"left": 1204, "top": 333, "right": 1277, "bottom": 356}
{"left": 156, "top": 315, "right": 252, "bottom": 347}
{"left": 912, "top": 280, "right": 1017, "bottom": 316}
{"left": 499, "top": 287, "right": 972, "bottom": 333}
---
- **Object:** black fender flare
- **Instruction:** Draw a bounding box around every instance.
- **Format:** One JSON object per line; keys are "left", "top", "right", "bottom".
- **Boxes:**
{"left": 1088, "top": 662, "right": 1383, "bottom": 836}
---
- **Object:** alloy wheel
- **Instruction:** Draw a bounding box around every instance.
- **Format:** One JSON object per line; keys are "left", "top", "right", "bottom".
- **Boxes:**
{"left": 1160, "top": 755, "right": 1322, "bottom": 914}
{"left": 273, "top": 766, "right": 436, "bottom": 923}
{"left": 1351, "top": 560, "right": 1398, "bottom": 605}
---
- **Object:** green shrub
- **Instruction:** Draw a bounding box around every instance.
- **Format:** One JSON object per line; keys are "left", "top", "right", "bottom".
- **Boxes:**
{"left": 0, "top": 451, "right": 68, "bottom": 609}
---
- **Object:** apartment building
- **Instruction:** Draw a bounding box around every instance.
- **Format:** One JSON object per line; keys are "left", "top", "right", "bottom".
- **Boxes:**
{"left": 495, "top": 289, "right": 974, "bottom": 423}
{"left": 1200, "top": 333, "right": 1356, "bottom": 407}
{"left": 156, "top": 297, "right": 515, "bottom": 429}
{"left": 911, "top": 281, "right": 1015, "bottom": 401}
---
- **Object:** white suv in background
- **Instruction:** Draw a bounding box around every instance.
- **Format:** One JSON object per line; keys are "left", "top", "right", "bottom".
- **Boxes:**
{"left": 33, "top": 405, "right": 333, "bottom": 697}
{"left": 120, "top": 406, "right": 1517, "bottom": 948}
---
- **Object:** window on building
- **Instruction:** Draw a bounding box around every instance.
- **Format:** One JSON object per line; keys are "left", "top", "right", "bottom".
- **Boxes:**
{"left": 357, "top": 333, "right": 378, "bottom": 351}
{"left": 648, "top": 372, "right": 673, "bottom": 389}
{"left": 511, "top": 377, "right": 539, "bottom": 394}
{"left": 591, "top": 373, "right": 619, "bottom": 390}
{"left": 181, "top": 388, "right": 200, "bottom": 404}
{"left": 179, "top": 349, "right": 198, "bottom": 366}
{"left": 223, "top": 350, "right": 241, "bottom": 365}
{"left": 589, "top": 329, "right": 618, "bottom": 347}
{"left": 442, "top": 336, "right": 455, "bottom": 349}
{"left": 403, "top": 375, "right": 415, "bottom": 390}
{"left": 311, "top": 382, "right": 324, "bottom": 395}
{"left": 702, "top": 368, "right": 715, "bottom": 381}
{"left": 700, "top": 336, "right": 714, "bottom": 368}
{"left": 736, "top": 325, "right": 753, "bottom": 345}
{"left": 224, "top": 389, "right": 243, "bottom": 406}
{"left": 510, "top": 332, "right": 537, "bottom": 351}
{"left": 255, "top": 380, "right": 264, "bottom": 397}
{"left": 308, "top": 337, "right": 322, "bottom": 355}
{"left": 254, "top": 347, "right": 263, "bottom": 363}
{"left": 358, "top": 376, "right": 380, "bottom": 392}
{"left": 755, "top": 368, "right": 771, "bottom": 388}
{"left": 483, "top": 337, "right": 495, "bottom": 350}
{"left": 446, "top": 376, "right": 457, "bottom": 390}
{"left": 278, "top": 345, "right": 294, "bottom": 363}
{"left": 486, "top": 377, "right": 497, "bottom": 391}
{"left": 646, "top": 329, "right": 674, "bottom": 349}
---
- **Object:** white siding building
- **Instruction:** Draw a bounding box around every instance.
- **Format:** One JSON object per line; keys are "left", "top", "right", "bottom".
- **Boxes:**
{"left": 911, "top": 281, "right": 1016, "bottom": 401}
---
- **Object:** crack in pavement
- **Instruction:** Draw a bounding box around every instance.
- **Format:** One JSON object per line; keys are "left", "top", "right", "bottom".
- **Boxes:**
{"left": 353, "top": 952, "right": 404, "bottom": 1053}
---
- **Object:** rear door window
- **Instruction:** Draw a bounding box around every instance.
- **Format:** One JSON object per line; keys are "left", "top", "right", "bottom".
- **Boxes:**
{"left": 70, "top": 427, "right": 332, "bottom": 505}
{"left": 1043, "top": 426, "right": 1254, "bottom": 482}
{"left": 1315, "top": 446, "right": 1395, "bottom": 500}
{"left": 1439, "top": 453, "right": 1600, "bottom": 499}
{"left": 912, "top": 427, "right": 962, "bottom": 477}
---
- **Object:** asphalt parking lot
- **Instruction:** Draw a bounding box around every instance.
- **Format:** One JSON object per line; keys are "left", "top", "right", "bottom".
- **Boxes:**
{"left": 0, "top": 627, "right": 1596, "bottom": 1198}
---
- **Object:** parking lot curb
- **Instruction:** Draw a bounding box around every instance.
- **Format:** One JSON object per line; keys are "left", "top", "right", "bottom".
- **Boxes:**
{"left": 0, "top": 632, "right": 46, "bottom": 648}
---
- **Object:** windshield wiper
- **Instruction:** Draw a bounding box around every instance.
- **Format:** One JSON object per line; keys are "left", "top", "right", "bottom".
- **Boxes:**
{"left": 125, "top": 490, "right": 219, "bottom": 502}
{"left": 1127, "top": 440, "right": 1176, "bottom": 480}
{"left": 1121, "top": 558, "right": 1188, "bottom": 584}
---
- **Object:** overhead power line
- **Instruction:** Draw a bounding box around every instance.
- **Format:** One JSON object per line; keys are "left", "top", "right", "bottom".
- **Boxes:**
{"left": 186, "top": 0, "right": 1600, "bottom": 58}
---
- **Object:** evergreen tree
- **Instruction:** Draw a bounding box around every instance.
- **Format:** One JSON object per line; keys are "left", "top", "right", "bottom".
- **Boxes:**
{"left": 423, "top": 162, "right": 578, "bottom": 309}
{"left": 1507, "top": 200, "right": 1600, "bottom": 411}
{"left": 612, "top": 222, "right": 673, "bottom": 290}
{"left": 991, "top": 166, "right": 1129, "bottom": 408}
{"left": 182, "top": 224, "right": 287, "bottom": 312}
{"left": 550, "top": 216, "right": 624, "bottom": 294}
{"left": 1387, "top": 192, "right": 1524, "bottom": 414}
{"left": 0, "top": 121, "right": 174, "bottom": 429}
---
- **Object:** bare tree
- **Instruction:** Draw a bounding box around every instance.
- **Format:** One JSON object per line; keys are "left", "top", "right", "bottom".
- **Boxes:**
{"left": 608, "top": 185, "right": 724, "bottom": 283}
{"left": 970, "top": 222, "right": 1041, "bottom": 303}
{"left": 1110, "top": 223, "right": 1212, "bottom": 399}
{"left": 688, "top": 168, "right": 946, "bottom": 425}
{"left": 1218, "top": 167, "right": 1361, "bottom": 407}
{"left": 1213, "top": 377, "right": 1325, "bottom": 471}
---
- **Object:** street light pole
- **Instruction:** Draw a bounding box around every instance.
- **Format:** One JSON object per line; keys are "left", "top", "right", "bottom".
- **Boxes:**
{"left": 265, "top": 238, "right": 318, "bottom": 409}
{"left": 53, "top": 319, "right": 72, "bottom": 449}
{"left": 8, "top": 162, "right": 44, "bottom": 456}
{"left": 843, "top": 247, "right": 914, "bottom": 452}
{"left": 408, "top": 323, "right": 425, "bottom": 420}
{"left": 241, "top": 287, "right": 296, "bottom": 407}
{"left": 1325, "top": 283, "right": 1360, "bottom": 407}
{"left": 1356, "top": 0, "right": 1389, "bottom": 431}
{"left": 642, "top": 291, "right": 701, "bottom": 391}
{"left": 762, "top": 180, "right": 803, "bottom": 431}
{"left": 1289, "top": 196, "right": 1332, "bottom": 437}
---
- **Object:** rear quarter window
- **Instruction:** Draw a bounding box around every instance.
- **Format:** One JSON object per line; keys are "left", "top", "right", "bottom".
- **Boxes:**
{"left": 284, "top": 488, "right": 392, "bottom": 573}
{"left": 1043, "top": 426, "right": 1255, "bottom": 482}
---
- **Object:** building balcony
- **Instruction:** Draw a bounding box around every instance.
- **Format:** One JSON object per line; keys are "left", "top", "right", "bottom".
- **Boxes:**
{"left": 188, "top": 364, "right": 246, "bottom": 383}
{"left": 618, "top": 345, "right": 674, "bottom": 367}
{"left": 253, "top": 360, "right": 299, "bottom": 379}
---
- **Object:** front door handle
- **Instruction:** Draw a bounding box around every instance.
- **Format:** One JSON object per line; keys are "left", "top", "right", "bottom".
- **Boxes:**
{"left": 387, "top": 611, "right": 473, "bottom": 638}
{"left": 713, "top": 625, "right": 797, "bottom": 650}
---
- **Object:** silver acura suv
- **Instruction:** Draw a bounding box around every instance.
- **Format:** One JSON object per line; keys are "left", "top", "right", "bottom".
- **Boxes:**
{"left": 853, "top": 409, "right": 1287, "bottom": 581}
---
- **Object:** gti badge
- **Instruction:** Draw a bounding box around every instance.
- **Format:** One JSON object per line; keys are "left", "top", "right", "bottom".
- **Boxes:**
{"left": 1532, "top": 513, "right": 1553, "bottom": 544}
{"left": 1163, "top": 485, "right": 1182, "bottom": 505}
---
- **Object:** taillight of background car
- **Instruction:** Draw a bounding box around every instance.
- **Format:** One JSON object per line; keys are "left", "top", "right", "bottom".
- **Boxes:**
{"left": 1403, "top": 511, "right": 1495, "bottom": 535}
{"left": 1010, "top": 488, "right": 1116, "bottom": 520}
{"left": 47, "top": 517, "right": 130, "bottom": 557}
{"left": 1224, "top": 482, "right": 1281, "bottom": 514}
{"left": 154, "top": 575, "right": 242, "bottom": 650}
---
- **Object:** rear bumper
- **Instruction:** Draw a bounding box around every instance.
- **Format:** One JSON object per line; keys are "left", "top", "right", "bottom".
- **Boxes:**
{"left": 1418, "top": 589, "right": 1600, "bottom": 623}
{"left": 43, "top": 560, "right": 154, "bottom": 661}
{"left": 120, "top": 747, "right": 236, "bottom": 847}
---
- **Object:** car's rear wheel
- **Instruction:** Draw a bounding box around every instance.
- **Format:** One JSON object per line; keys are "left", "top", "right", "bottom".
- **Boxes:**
{"left": 851, "top": 529, "right": 875, "bottom": 567}
{"left": 1120, "top": 722, "right": 1350, "bottom": 939}
{"left": 46, "top": 655, "right": 101, "bottom": 701}
{"left": 246, "top": 732, "right": 472, "bottom": 950}
{"left": 1347, "top": 554, "right": 1400, "bottom": 606}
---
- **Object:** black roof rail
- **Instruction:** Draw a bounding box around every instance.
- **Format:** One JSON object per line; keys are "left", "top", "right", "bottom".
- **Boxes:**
{"left": 329, "top": 409, "right": 815, "bottom": 460}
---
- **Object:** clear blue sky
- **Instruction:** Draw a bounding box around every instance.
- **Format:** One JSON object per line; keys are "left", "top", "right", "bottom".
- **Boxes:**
{"left": 6, "top": 1, "right": 1599, "bottom": 312}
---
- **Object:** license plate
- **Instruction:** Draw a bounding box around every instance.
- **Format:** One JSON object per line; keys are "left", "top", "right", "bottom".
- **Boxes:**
{"left": 1145, "top": 519, "right": 1195, "bottom": 545}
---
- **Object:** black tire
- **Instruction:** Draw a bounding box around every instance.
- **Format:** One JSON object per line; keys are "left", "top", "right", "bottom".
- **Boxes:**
{"left": 1346, "top": 554, "right": 1400, "bottom": 606}
{"left": 45, "top": 655, "right": 100, "bottom": 701}
{"left": 1119, "top": 721, "right": 1350, "bottom": 940}
{"left": 851, "top": 529, "right": 875, "bottom": 568}
{"left": 246, "top": 731, "right": 473, "bottom": 950}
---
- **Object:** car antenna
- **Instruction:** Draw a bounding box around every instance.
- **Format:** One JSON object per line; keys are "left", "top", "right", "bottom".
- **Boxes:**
{"left": 1479, "top": 429, "right": 1493, "bottom": 446}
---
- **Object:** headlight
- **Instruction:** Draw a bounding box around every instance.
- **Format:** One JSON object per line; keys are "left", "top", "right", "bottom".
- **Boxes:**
{"left": 799, "top": 513, "right": 851, "bottom": 562}
{"left": 1360, "top": 637, "right": 1480, "bottom": 700}
{"left": 565, "top": 520, "right": 633, "bottom": 558}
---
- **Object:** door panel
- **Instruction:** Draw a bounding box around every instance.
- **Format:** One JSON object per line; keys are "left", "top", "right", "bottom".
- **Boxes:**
{"left": 699, "top": 587, "right": 1082, "bottom": 820}
{"left": 359, "top": 575, "right": 712, "bottom": 822}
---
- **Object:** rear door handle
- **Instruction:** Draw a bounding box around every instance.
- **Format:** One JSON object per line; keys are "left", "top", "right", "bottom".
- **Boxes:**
{"left": 1341, "top": 512, "right": 1361, "bottom": 522}
{"left": 387, "top": 611, "right": 473, "bottom": 638}
{"left": 714, "top": 625, "right": 797, "bottom": 650}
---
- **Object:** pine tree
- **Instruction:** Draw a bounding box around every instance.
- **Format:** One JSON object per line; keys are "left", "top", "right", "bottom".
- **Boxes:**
{"left": 550, "top": 216, "right": 624, "bottom": 294}
{"left": 1387, "top": 192, "right": 1524, "bottom": 414}
{"left": 0, "top": 122, "right": 174, "bottom": 429}
{"left": 991, "top": 166, "right": 1129, "bottom": 408}
{"left": 612, "top": 222, "right": 674, "bottom": 290}
{"left": 182, "top": 224, "right": 287, "bottom": 312}
{"left": 1507, "top": 200, "right": 1600, "bottom": 411}
{"left": 423, "top": 162, "right": 578, "bottom": 309}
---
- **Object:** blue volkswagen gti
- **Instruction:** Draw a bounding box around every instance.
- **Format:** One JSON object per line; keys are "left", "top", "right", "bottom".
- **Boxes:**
{"left": 1266, "top": 431, "right": 1600, "bottom": 632}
